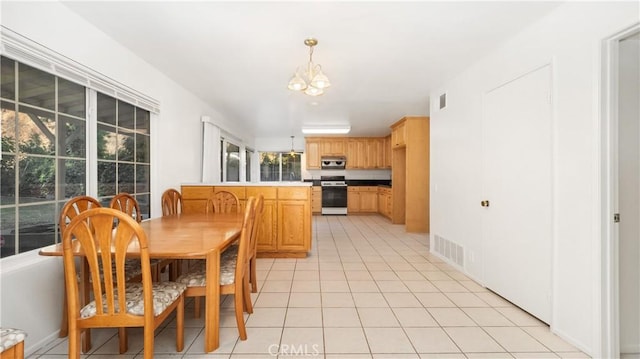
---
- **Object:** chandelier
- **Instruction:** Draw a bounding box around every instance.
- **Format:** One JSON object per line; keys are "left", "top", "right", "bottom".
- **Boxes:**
{"left": 287, "top": 38, "right": 331, "bottom": 96}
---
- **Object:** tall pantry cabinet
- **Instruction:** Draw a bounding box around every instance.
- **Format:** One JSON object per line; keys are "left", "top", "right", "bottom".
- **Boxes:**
{"left": 391, "top": 116, "right": 429, "bottom": 233}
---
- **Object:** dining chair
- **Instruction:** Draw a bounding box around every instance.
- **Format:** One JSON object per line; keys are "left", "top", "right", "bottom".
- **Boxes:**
{"left": 176, "top": 197, "right": 256, "bottom": 340}
{"left": 159, "top": 188, "right": 183, "bottom": 280}
{"left": 248, "top": 195, "right": 264, "bottom": 293}
{"left": 62, "top": 208, "right": 186, "bottom": 359}
{"left": 57, "top": 196, "right": 105, "bottom": 341}
{"left": 110, "top": 193, "right": 163, "bottom": 281}
{"left": 161, "top": 188, "right": 182, "bottom": 216}
{"left": 207, "top": 190, "right": 241, "bottom": 214}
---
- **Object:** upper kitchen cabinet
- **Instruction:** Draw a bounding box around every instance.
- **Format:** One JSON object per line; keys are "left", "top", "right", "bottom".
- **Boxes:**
{"left": 321, "top": 138, "right": 346, "bottom": 156}
{"left": 391, "top": 120, "right": 407, "bottom": 148}
{"left": 306, "top": 139, "right": 321, "bottom": 169}
{"left": 383, "top": 135, "right": 392, "bottom": 168}
{"left": 391, "top": 116, "right": 429, "bottom": 233}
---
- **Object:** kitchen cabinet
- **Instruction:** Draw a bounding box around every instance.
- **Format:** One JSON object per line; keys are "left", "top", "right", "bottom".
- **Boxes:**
{"left": 311, "top": 186, "right": 322, "bottom": 213}
{"left": 306, "top": 137, "right": 390, "bottom": 170}
{"left": 391, "top": 116, "right": 429, "bottom": 232}
{"left": 181, "top": 184, "right": 312, "bottom": 257}
{"left": 247, "top": 187, "right": 278, "bottom": 252}
{"left": 347, "top": 186, "right": 378, "bottom": 213}
{"left": 305, "top": 140, "right": 321, "bottom": 169}
{"left": 377, "top": 187, "right": 392, "bottom": 219}
{"left": 391, "top": 120, "right": 407, "bottom": 148}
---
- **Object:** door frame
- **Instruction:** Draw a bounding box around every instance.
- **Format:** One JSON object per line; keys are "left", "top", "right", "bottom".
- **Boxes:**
{"left": 599, "top": 22, "right": 640, "bottom": 359}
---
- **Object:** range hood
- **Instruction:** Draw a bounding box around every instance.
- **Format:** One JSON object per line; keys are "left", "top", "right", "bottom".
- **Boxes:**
{"left": 321, "top": 156, "right": 347, "bottom": 170}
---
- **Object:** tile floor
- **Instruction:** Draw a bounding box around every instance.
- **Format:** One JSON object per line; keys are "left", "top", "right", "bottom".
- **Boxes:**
{"left": 30, "top": 215, "right": 590, "bottom": 358}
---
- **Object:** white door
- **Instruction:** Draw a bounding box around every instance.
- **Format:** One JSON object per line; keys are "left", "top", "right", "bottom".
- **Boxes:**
{"left": 618, "top": 32, "right": 640, "bottom": 356}
{"left": 482, "top": 65, "right": 552, "bottom": 323}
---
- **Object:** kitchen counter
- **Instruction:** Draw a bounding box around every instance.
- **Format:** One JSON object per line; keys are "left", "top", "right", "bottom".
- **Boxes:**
{"left": 183, "top": 182, "right": 312, "bottom": 187}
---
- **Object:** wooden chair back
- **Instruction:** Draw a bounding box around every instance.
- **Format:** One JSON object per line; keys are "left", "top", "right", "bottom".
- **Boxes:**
{"left": 59, "top": 196, "right": 101, "bottom": 236}
{"left": 62, "top": 208, "right": 184, "bottom": 359}
{"left": 207, "top": 191, "right": 240, "bottom": 214}
{"left": 161, "top": 189, "right": 182, "bottom": 216}
{"left": 247, "top": 195, "right": 263, "bottom": 292}
{"left": 110, "top": 193, "right": 142, "bottom": 222}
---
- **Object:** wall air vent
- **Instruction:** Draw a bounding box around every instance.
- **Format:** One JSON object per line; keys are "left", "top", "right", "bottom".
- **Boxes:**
{"left": 439, "top": 93, "right": 447, "bottom": 110}
{"left": 433, "top": 234, "right": 464, "bottom": 268}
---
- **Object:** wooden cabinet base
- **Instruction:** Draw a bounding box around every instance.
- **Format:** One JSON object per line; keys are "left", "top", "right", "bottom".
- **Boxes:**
{"left": 257, "top": 252, "right": 307, "bottom": 258}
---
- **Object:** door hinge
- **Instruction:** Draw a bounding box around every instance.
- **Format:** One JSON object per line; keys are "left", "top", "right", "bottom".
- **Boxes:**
{"left": 614, "top": 213, "right": 620, "bottom": 223}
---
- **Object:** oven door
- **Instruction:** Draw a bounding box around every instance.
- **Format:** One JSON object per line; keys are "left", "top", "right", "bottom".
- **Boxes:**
{"left": 321, "top": 185, "right": 348, "bottom": 215}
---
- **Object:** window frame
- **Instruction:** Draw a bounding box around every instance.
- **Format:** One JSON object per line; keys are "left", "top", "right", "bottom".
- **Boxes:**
{"left": 259, "top": 151, "right": 302, "bottom": 182}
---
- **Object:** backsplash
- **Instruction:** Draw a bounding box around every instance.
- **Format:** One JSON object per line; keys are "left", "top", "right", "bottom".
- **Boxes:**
{"left": 304, "top": 169, "right": 391, "bottom": 181}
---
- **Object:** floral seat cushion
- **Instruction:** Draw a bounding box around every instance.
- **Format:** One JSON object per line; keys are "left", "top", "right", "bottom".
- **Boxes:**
{"left": 0, "top": 328, "right": 26, "bottom": 353}
{"left": 79, "top": 281, "right": 186, "bottom": 318}
{"left": 176, "top": 249, "right": 238, "bottom": 287}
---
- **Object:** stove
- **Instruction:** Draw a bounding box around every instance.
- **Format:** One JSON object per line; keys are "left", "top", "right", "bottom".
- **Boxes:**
{"left": 320, "top": 176, "right": 348, "bottom": 215}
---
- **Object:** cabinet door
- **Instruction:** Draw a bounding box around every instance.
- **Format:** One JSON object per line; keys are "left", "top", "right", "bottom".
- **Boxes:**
{"left": 392, "top": 121, "right": 406, "bottom": 148}
{"left": 346, "top": 140, "right": 361, "bottom": 169}
{"left": 347, "top": 188, "right": 360, "bottom": 212}
{"left": 181, "top": 186, "right": 213, "bottom": 214}
{"left": 312, "top": 187, "right": 322, "bottom": 213}
{"left": 277, "top": 200, "right": 310, "bottom": 251}
{"left": 383, "top": 135, "right": 392, "bottom": 168}
{"left": 306, "top": 140, "right": 321, "bottom": 169}
{"left": 359, "top": 188, "right": 378, "bottom": 212}
{"left": 257, "top": 199, "right": 277, "bottom": 252}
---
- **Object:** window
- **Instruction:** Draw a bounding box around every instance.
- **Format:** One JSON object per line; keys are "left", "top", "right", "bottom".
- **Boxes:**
{"left": 225, "top": 142, "right": 240, "bottom": 182}
{"left": 259, "top": 152, "right": 302, "bottom": 182}
{"left": 1, "top": 57, "right": 87, "bottom": 257}
{"left": 96, "top": 93, "right": 151, "bottom": 219}
{"left": 0, "top": 56, "right": 152, "bottom": 258}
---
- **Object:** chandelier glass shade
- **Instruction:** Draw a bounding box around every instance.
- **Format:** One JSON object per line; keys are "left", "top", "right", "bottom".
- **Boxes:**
{"left": 288, "top": 38, "right": 331, "bottom": 96}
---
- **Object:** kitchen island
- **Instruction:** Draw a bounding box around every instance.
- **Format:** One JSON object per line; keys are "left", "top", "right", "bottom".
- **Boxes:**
{"left": 181, "top": 183, "right": 312, "bottom": 258}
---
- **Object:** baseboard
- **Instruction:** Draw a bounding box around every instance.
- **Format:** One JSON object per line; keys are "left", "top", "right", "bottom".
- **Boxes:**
{"left": 26, "top": 332, "right": 64, "bottom": 357}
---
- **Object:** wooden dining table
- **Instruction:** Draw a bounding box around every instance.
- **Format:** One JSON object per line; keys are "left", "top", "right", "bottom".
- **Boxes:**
{"left": 39, "top": 212, "right": 244, "bottom": 353}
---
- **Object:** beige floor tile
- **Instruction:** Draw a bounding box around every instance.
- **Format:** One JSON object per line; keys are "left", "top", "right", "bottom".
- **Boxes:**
{"left": 325, "top": 354, "right": 372, "bottom": 359}
{"left": 462, "top": 307, "right": 515, "bottom": 327}
{"left": 383, "top": 292, "right": 423, "bottom": 308}
{"left": 370, "top": 271, "right": 400, "bottom": 280}
{"left": 320, "top": 270, "right": 348, "bottom": 281}
{"left": 293, "top": 270, "right": 320, "bottom": 281}
{"left": 232, "top": 327, "right": 282, "bottom": 354}
{"left": 266, "top": 270, "right": 294, "bottom": 281}
{"left": 321, "top": 280, "right": 351, "bottom": 292}
{"left": 186, "top": 327, "right": 239, "bottom": 354}
{"left": 404, "top": 327, "right": 461, "bottom": 353}
{"left": 376, "top": 280, "right": 411, "bottom": 293}
{"left": 323, "top": 307, "right": 362, "bottom": 327}
{"left": 495, "top": 307, "right": 547, "bottom": 327}
{"left": 343, "top": 262, "right": 368, "bottom": 270}
{"left": 459, "top": 280, "right": 488, "bottom": 292}
{"left": 253, "top": 292, "right": 290, "bottom": 308}
{"left": 415, "top": 292, "right": 457, "bottom": 308}
{"left": 322, "top": 292, "right": 356, "bottom": 307}
{"left": 431, "top": 280, "right": 469, "bottom": 293}
{"left": 291, "top": 280, "right": 320, "bottom": 292}
{"left": 352, "top": 292, "right": 390, "bottom": 307}
{"left": 423, "top": 271, "right": 454, "bottom": 280}
{"left": 475, "top": 292, "right": 515, "bottom": 307}
{"left": 284, "top": 307, "right": 323, "bottom": 327}
{"left": 419, "top": 354, "right": 467, "bottom": 359}
{"left": 428, "top": 308, "right": 477, "bottom": 327}
{"left": 324, "top": 327, "right": 370, "bottom": 354}
{"left": 396, "top": 271, "right": 426, "bottom": 281}
{"left": 288, "top": 292, "right": 322, "bottom": 307}
{"left": 358, "top": 307, "right": 401, "bottom": 327}
{"left": 346, "top": 270, "right": 375, "bottom": 281}
{"left": 349, "top": 280, "right": 381, "bottom": 292}
{"left": 392, "top": 307, "right": 439, "bottom": 327}
{"left": 364, "top": 327, "right": 415, "bottom": 353}
{"left": 373, "top": 354, "right": 420, "bottom": 359}
{"left": 444, "top": 327, "right": 504, "bottom": 353}
{"left": 522, "top": 327, "right": 580, "bottom": 352}
{"left": 280, "top": 327, "right": 324, "bottom": 354}
{"left": 403, "top": 280, "right": 440, "bottom": 293}
{"left": 484, "top": 327, "right": 549, "bottom": 352}
{"left": 366, "top": 262, "right": 392, "bottom": 271}
{"left": 555, "top": 352, "right": 591, "bottom": 358}
{"left": 260, "top": 280, "right": 292, "bottom": 293}
{"left": 445, "top": 292, "right": 490, "bottom": 307}
{"left": 465, "top": 353, "right": 515, "bottom": 358}
{"left": 512, "top": 353, "right": 560, "bottom": 358}
{"left": 245, "top": 307, "right": 287, "bottom": 327}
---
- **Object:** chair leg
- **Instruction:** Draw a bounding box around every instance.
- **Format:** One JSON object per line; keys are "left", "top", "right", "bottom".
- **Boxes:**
{"left": 60, "top": 290, "right": 69, "bottom": 337}
{"left": 69, "top": 327, "right": 81, "bottom": 359}
{"left": 194, "top": 297, "right": 201, "bottom": 318}
{"left": 143, "top": 321, "right": 154, "bottom": 359}
{"left": 235, "top": 291, "right": 247, "bottom": 340}
{"left": 82, "top": 328, "right": 92, "bottom": 353}
{"left": 243, "top": 275, "right": 253, "bottom": 314}
{"left": 250, "top": 257, "right": 258, "bottom": 293}
{"left": 118, "top": 327, "right": 128, "bottom": 354}
{"left": 176, "top": 295, "right": 185, "bottom": 352}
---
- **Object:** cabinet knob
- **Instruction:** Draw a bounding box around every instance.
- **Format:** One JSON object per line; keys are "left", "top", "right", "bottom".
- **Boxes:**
{"left": 481, "top": 200, "right": 490, "bottom": 207}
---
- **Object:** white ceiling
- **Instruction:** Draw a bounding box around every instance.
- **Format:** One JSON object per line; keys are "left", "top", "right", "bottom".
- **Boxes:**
{"left": 62, "top": 1, "right": 561, "bottom": 138}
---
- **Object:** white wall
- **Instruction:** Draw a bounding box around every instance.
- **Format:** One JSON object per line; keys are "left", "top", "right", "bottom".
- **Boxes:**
{"left": 0, "top": 1, "right": 251, "bottom": 355}
{"left": 429, "top": 2, "right": 639, "bottom": 356}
